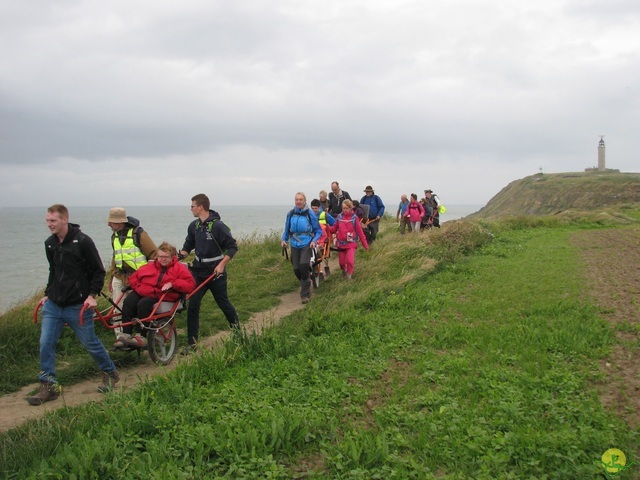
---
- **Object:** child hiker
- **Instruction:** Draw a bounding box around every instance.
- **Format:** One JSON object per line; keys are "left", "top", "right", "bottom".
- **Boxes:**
{"left": 328, "top": 199, "right": 369, "bottom": 280}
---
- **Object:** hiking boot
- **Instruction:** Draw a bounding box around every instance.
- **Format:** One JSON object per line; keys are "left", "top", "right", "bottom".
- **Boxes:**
{"left": 27, "top": 381, "right": 59, "bottom": 406}
{"left": 98, "top": 370, "right": 120, "bottom": 393}
{"left": 181, "top": 344, "right": 198, "bottom": 356}
{"left": 324, "top": 266, "right": 331, "bottom": 276}
{"left": 301, "top": 297, "right": 310, "bottom": 304}
{"left": 113, "top": 333, "right": 131, "bottom": 349}
{"left": 126, "top": 334, "right": 147, "bottom": 349}
{"left": 345, "top": 273, "right": 353, "bottom": 281}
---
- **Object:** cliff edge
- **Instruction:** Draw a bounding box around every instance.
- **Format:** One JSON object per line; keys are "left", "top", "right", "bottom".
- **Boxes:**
{"left": 471, "top": 171, "right": 640, "bottom": 218}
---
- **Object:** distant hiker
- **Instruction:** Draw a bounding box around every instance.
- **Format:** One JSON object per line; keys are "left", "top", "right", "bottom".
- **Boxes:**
{"left": 424, "top": 189, "right": 441, "bottom": 228}
{"left": 107, "top": 207, "right": 157, "bottom": 338}
{"left": 29, "top": 204, "right": 119, "bottom": 406}
{"left": 420, "top": 198, "right": 434, "bottom": 230}
{"left": 328, "top": 181, "right": 352, "bottom": 217}
{"left": 180, "top": 193, "right": 240, "bottom": 354}
{"left": 310, "top": 198, "right": 335, "bottom": 277}
{"left": 360, "top": 185, "right": 385, "bottom": 243}
{"left": 318, "top": 190, "right": 331, "bottom": 212}
{"left": 282, "top": 192, "right": 323, "bottom": 304}
{"left": 328, "top": 199, "right": 369, "bottom": 280}
{"left": 114, "top": 242, "right": 195, "bottom": 349}
{"left": 405, "top": 193, "right": 425, "bottom": 234}
{"left": 396, "top": 194, "right": 411, "bottom": 234}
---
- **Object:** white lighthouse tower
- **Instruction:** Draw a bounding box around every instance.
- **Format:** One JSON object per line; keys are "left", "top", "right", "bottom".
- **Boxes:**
{"left": 598, "top": 136, "right": 606, "bottom": 171}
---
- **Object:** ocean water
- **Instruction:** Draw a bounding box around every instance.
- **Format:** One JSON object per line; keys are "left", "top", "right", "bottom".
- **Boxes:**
{"left": 0, "top": 204, "right": 481, "bottom": 314}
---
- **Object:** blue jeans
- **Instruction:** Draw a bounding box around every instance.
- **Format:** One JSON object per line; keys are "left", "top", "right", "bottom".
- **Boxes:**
{"left": 38, "top": 300, "right": 116, "bottom": 383}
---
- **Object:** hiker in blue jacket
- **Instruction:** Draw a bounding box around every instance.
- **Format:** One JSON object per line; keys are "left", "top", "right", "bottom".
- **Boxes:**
{"left": 360, "top": 185, "right": 385, "bottom": 243}
{"left": 281, "top": 192, "right": 323, "bottom": 304}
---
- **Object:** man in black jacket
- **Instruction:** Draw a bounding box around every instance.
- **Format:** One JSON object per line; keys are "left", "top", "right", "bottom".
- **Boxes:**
{"left": 28, "top": 204, "right": 119, "bottom": 406}
{"left": 180, "top": 194, "right": 240, "bottom": 353}
{"left": 328, "top": 181, "right": 352, "bottom": 217}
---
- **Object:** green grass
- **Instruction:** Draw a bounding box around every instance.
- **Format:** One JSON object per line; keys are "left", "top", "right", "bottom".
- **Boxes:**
{"left": 1, "top": 215, "right": 639, "bottom": 478}
{"left": 0, "top": 232, "right": 295, "bottom": 394}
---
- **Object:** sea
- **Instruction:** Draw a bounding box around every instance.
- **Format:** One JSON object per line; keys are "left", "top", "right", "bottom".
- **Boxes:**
{"left": 0, "top": 204, "right": 481, "bottom": 314}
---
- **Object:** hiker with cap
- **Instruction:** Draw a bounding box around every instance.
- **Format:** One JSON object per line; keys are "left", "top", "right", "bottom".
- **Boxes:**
{"left": 359, "top": 185, "right": 385, "bottom": 243}
{"left": 423, "top": 189, "right": 441, "bottom": 228}
{"left": 107, "top": 207, "right": 157, "bottom": 346}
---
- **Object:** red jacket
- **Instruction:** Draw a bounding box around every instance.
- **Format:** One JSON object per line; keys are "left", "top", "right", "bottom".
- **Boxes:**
{"left": 328, "top": 212, "right": 369, "bottom": 251}
{"left": 129, "top": 257, "right": 195, "bottom": 302}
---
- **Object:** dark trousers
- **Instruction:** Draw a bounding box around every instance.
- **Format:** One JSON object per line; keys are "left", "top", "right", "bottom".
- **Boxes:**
{"left": 399, "top": 216, "right": 411, "bottom": 234}
{"left": 367, "top": 219, "right": 380, "bottom": 242}
{"left": 187, "top": 272, "right": 238, "bottom": 345}
{"left": 121, "top": 291, "right": 158, "bottom": 335}
{"left": 290, "top": 246, "right": 312, "bottom": 299}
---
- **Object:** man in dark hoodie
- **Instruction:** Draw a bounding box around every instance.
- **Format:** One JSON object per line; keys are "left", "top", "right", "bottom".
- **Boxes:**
{"left": 28, "top": 204, "right": 119, "bottom": 405}
{"left": 106, "top": 207, "right": 157, "bottom": 346}
{"left": 180, "top": 193, "right": 240, "bottom": 353}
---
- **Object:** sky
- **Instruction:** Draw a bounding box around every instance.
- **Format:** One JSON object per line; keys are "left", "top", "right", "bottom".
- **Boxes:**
{"left": 1, "top": 0, "right": 638, "bottom": 208}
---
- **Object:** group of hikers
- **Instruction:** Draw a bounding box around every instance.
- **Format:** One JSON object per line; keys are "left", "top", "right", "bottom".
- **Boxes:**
{"left": 29, "top": 185, "right": 442, "bottom": 406}
{"left": 29, "top": 194, "right": 238, "bottom": 406}
{"left": 395, "top": 189, "right": 443, "bottom": 234}
{"left": 281, "top": 182, "right": 386, "bottom": 303}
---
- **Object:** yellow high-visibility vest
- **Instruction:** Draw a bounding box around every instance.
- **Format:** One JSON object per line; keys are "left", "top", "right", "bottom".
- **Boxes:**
{"left": 113, "top": 228, "right": 147, "bottom": 271}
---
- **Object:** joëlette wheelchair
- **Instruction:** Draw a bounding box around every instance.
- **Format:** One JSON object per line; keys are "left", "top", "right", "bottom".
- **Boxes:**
{"left": 33, "top": 271, "right": 218, "bottom": 366}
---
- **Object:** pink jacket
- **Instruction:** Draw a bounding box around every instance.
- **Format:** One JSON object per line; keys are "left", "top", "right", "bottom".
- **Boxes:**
{"left": 328, "top": 212, "right": 369, "bottom": 251}
{"left": 405, "top": 200, "right": 425, "bottom": 222}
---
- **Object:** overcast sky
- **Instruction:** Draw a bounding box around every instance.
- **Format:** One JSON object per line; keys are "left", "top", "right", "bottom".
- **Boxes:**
{"left": 1, "top": 0, "right": 638, "bottom": 208}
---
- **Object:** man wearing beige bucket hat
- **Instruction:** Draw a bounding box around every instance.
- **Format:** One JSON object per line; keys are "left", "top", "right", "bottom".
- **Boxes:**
{"left": 106, "top": 207, "right": 158, "bottom": 347}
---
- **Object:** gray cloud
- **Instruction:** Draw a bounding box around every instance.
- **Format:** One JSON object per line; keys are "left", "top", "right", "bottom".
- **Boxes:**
{"left": 1, "top": 0, "right": 638, "bottom": 207}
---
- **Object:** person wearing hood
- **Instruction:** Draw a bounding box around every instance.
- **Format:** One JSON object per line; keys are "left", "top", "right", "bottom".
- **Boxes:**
{"left": 281, "top": 192, "right": 323, "bottom": 304}
{"left": 180, "top": 193, "right": 240, "bottom": 353}
{"left": 107, "top": 207, "right": 158, "bottom": 339}
{"left": 28, "top": 204, "right": 119, "bottom": 406}
{"left": 115, "top": 242, "right": 195, "bottom": 349}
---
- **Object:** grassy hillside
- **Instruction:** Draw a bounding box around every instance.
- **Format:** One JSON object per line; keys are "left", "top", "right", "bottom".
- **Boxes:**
{"left": 1, "top": 213, "right": 639, "bottom": 478}
{"left": 471, "top": 171, "right": 640, "bottom": 218}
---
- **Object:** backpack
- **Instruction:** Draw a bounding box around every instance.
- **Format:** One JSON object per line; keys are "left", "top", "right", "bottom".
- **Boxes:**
{"left": 432, "top": 194, "right": 446, "bottom": 214}
{"left": 336, "top": 214, "right": 358, "bottom": 247}
{"left": 287, "top": 209, "right": 313, "bottom": 234}
{"left": 195, "top": 218, "right": 218, "bottom": 233}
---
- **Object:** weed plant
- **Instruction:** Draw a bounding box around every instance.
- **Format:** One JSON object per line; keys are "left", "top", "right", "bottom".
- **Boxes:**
{"left": 1, "top": 217, "right": 638, "bottom": 478}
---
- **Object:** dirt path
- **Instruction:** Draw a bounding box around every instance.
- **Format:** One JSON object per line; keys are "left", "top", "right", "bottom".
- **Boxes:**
{"left": 571, "top": 227, "right": 640, "bottom": 429}
{"left": 0, "top": 274, "right": 323, "bottom": 432}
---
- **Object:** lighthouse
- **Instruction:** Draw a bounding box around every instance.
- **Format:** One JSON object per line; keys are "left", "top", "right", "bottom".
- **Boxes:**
{"left": 598, "top": 136, "right": 605, "bottom": 171}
